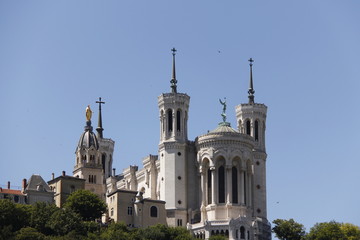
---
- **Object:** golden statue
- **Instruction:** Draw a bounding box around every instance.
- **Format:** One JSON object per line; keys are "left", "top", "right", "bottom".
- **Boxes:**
{"left": 86, "top": 105, "right": 92, "bottom": 121}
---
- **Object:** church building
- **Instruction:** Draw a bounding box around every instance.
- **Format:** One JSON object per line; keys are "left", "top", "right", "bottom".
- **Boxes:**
{"left": 72, "top": 50, "right": 271, "bottom": 240}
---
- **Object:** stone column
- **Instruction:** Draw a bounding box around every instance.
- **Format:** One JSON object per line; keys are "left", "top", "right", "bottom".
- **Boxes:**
{"left": 210, "top": 167, "right": 216, "bottom": 204}
{"left": 226, "top": 165, "right": 232, "bottom": 204}
{"left": 200, "top": 167, "right": 206, "bottom": 206}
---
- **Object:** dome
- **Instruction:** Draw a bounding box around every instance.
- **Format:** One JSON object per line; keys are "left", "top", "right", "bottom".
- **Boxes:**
{"left": 77, "top": 120, "right": 99, "bottom": 150}
{"left": 209, "top": 122, "right": 238, "bottom": 134}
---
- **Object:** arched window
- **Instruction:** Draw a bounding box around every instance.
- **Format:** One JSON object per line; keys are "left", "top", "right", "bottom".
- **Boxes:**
{"left": 150, "top": 206, "right": 158, "bottom": 217}
{"left": 246, "top": 120, "right": 251, "bottom": 135}
{"left": 176, "top": 110, "right": 181, "bottom": 131}
{"left": 255, "top": 120, "right": 259, "bottom": 141}
{"left": 232, "top": 166, "right": 238, "bottom": 203}
{"left": 218, "top": 166, "right": 225, "bottom": 203}
{"left": 207, "top": 169, "right": 212, "bottom": 204}
{"left": 240, "top": 226, "right": 245, "bottom": 239}
{"left": 167, "top": 109, "right": 173, "bottom": 132}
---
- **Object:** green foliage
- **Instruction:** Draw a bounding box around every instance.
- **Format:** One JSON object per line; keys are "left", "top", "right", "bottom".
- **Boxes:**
{"left": 208, "top": 235, "right": 228, "bottom": 240}
{"left": 47, "top": 208, "right": 83, "bottom": 236}
{"left": 100, "top": 222, "right": 132, "bottom": 240}
{"left": 340, "top": 223, "right": 360, "bottom": 240}
{"left": 0, "top": 225, "right": 15, "bottom": 240}
{"left": 29, "top": 202, "right": 59, "bottom": 235}
{"left": 272, "top": 218, "right": 306, "bottom": 240}
{"left": 0, "top": 199, "right": 31, "bottom": 231}
{"left": 15, "top": 227, "right": 46, "bottom": 240}
{"left": 63, "top": 189, "right": 107, "bottom": 221}
{"left": 307, "top": 221, "right": 360, "bottom": 240}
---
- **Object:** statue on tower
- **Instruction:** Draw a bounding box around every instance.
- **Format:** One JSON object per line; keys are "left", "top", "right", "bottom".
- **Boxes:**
{"left": 219, "top": 97, "right": 227, "bottom": 123}
{"left": 86, "top": 105, "right": 92, "bottom": 121}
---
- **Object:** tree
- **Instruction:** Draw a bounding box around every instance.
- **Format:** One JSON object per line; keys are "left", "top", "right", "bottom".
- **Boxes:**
{"left": 0, "top": 199, "right": 31, "bottom": 232}
{"left": 63, "top": 189, "right": 107, "bottom": 221}
{"left": 208, "top": 235, "right": 227, "bottom": 240}
{"left": 340, "top": 223, "right": 360, "bottom": 240}
{"left": 29, "top": 202, "right": 59, "bottom": 235}
{"left": 307, "top": 221, "right": 360, "bottom": 240}
{"left": 47, "top": 208, "right": 83, "bottom": 236}
{"left": 15, "top": 227, "right": 46, "bottom": 240}
{"left": 100, "top": 222, "right": 132, "bottom": 240}
{"left": 272, "top": 218, "right": 306, "bottom": 240}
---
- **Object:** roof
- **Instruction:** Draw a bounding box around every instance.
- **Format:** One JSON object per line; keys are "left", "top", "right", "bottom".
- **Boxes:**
{"left": 0, "top": 188, "right": 25, "bottom": 196}
{"left": 26, "top": 174, "right": 51, "bottom": 192}
{"left": 77, "top": 121, "right": 99, "bottom": 150}
{"left": 209, "top": 122, "right": 238, "bottom": 134}
{"left": 47, "top": 175, "right": 85, "bottom": 184}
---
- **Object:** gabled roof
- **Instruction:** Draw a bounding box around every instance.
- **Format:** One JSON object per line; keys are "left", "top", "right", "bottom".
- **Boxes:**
{"left": 26, "top": 174, "right": 51, "bottom": 192}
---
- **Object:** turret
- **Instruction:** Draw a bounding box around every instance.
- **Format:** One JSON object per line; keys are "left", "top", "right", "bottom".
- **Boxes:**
{"left": 158, "top": 48, "right": 190, "bottom": 227}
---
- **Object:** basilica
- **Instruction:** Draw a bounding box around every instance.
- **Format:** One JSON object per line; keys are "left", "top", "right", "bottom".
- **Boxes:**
{"left": 71, "top": 50, "right": 271, "bottom": 240}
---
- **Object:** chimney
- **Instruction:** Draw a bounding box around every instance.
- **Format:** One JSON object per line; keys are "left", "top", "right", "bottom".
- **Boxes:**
{"left": 113, "top": 168, "right": 116, "bottom": 176}
{"left": 52, "top": 173, "right": 55, "bottom": 180}
{"left": 7, "top": 181, "right": 10, "bottom": 189}
{"left": 62, "top": 171, "right": 65, "bottom": 177}
{"left": 22, "top": 179, "right": 27, "bottom": 189}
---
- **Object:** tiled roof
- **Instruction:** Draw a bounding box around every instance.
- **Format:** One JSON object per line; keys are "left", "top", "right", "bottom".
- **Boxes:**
{"left": 0, "top": 188, "right": 25, "bottom": 195}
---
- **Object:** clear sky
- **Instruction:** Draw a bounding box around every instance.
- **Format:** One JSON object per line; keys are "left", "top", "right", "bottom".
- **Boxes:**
{"left": 1, "top": 0, "right": 359, "bottom": 236}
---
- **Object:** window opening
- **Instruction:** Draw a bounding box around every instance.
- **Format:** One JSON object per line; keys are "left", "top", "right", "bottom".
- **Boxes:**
{"left": 246, "top": 120, "right": 251, "bottom": 135}
{"left": 218, "top": 166, "right": 225, "bottom": 203}
{"left": 128, "top": 206, "right": 133, "bottom": 215}
{"left": 255, "top": 120, "right": 259, "bottom": 141}
{"left": 168, "top": 109, "right": 173, "bottom": 132}
{"left": 232, "top": 166, "right": 238, "bottom": 203}
{"left": 207, "top": 169, "right": 212, "bottom": 204}
{"left": 150, "top": 206, "right": 158, "bottom": 217}
{"left": 176, "top": 110, "right": 181, "bottom": 131}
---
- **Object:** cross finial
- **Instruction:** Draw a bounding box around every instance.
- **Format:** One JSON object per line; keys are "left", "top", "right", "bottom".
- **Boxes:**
{"left": 248, "top": 58, "right": 254, "bottom": 66}
{"left": 96, "top": 97, "right": 105, "bottom": 138}
{"left": 96, "top": 97, "right": 105, "bottom": 109}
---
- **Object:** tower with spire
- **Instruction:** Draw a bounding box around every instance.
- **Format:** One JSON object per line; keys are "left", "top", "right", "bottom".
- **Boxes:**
{"left": 157, "top": 48, "right": 194, "bottom": 226}
{"left": 73, "top": 100, "right": 114, "bottom": 200}
{"left": 236, "top": 58, "right": 269, "bottom": 231}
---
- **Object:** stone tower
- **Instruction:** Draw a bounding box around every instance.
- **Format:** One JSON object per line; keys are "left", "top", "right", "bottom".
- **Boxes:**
{"left": 158, "top": 48, "right": 190, "bottom": 226}
{"left": 73, "top": 102, "right": 114, "bottom": 200}
{"left": 235, "top": 59, "right": 270, "bottom": 238}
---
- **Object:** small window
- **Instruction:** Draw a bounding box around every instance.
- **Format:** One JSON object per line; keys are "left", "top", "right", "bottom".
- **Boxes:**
{"left": 150, "top": 206, "right": 158, "bottom": 218}
{"left": 177, "top": 219, "right": 183, "bottom": 226}
{"left": 255, "top": 120, "right": 259, "bottom": 141}
{"left": 128, "top": 206, "right": 133, "bottom": 215}
{"left": 176, "top": 110, "right": 181, "bottom": 131}
{"left": 14, "top": 195, "right": 19, "bottom": 203}
{"left": 111, "top": 208, "right": 114, "bottom": 216}
{"left": 167, "top": 109, "right": 173, "bottom": 132}
{"left": 246, "top": 120, "right": 251, "bottom": 135}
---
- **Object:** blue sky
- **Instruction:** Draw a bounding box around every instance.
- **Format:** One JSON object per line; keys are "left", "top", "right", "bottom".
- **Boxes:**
{"left": 1, "top": 0, "right": 359, "bottom": 235}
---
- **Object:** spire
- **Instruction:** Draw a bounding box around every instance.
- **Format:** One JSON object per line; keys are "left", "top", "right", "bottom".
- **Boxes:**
{"left": 96, "top": 97, "right": 105, "bottom": 138}
{"left": 248, "top": 58, "right": 255, "bottom": 104}
{"left": 170, "top": 48, "right": 177, "bottom": 93}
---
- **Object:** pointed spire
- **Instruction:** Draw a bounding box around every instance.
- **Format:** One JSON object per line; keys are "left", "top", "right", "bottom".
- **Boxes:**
{"left": 170, "top": 48, "right": 177, "bottom": 93}
{"left": 248, "top": 58, "right": 255, "bottom": 104}
{"left": 96, "top": 97, "right": 105, "bottom": 138}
